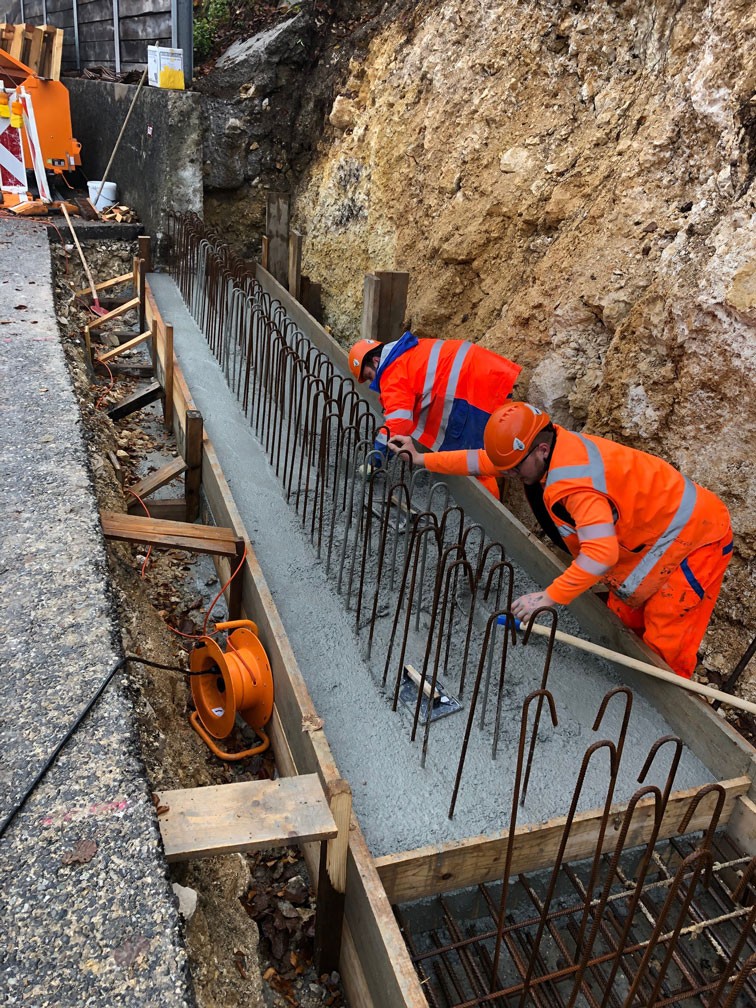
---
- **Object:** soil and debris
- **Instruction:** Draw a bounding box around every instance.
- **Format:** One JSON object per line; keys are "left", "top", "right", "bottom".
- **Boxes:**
{"left": 49, "top": 232, "right": 346, "bottom": 1008}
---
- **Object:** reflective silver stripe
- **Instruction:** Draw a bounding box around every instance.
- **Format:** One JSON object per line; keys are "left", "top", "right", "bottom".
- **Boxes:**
{"left": 617, "top": 477, "right": 698, "bottom": 600}
{"left": 375, "top": 430, "right": 388, "bottom": 446}
{"left": 558, "top": 525, "right": 575, "bottom": 538}
{"left": 430, "top": 342, "right": 472, "bottom": 450}
{"left": 546, "top": 434, "right": 607, "bottom": 493}
{"left": 411, "top": 341, "right": 443, "bottom": 441}
{"left": 575, "top": 553, "right": 612, "bottom": 576}
{"left": 466, "top": 450, "right": 482, "bottom": 475}
{"left": 386, "top": 409, "right": 414, "bottom": 421}
{"left": 578, "top": 522, "right": 616, "bottom": 542}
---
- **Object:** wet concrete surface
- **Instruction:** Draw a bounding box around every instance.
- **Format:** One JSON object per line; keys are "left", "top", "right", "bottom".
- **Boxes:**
{"left": 149, "top": 273, "right": 715, "bottom": 859}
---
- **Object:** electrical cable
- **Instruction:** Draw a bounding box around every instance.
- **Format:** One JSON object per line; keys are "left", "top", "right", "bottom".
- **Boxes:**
{"left": 0, "top": 653, "right": 203, "bottom": 843}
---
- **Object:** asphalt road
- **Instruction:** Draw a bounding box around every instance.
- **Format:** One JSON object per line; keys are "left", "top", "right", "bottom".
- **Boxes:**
{"left": 0, "top": 217, "right": 192, "bottom": 1007}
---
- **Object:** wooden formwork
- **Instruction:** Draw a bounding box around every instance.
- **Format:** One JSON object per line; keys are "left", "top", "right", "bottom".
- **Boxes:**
{"left": 144, "top": 272, "right": 756, "bottom": 1008}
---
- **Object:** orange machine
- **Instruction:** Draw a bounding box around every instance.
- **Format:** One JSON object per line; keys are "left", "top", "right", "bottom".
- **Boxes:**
{"left": 0, "top": 47, "right": 80, "bottom": 185}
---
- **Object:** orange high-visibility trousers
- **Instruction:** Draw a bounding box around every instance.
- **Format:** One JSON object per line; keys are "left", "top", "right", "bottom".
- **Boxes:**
{"left": 607, "top": 528, "right": 732, "bottom": 678}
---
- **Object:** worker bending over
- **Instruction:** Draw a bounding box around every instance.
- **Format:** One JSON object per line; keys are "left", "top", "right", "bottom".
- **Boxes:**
{"left": 349, "top": 332, "right": 521, "bottom": 495}
{"left": 390, "top": 402, "right": 732, "bottom": 679}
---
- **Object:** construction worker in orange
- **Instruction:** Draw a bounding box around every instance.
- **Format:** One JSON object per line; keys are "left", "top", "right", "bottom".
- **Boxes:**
{"left": 348, "top": 332, "right": 521, "bottom": 495}
{"left": 390, "top": 401, "right": 732, "bottom": 679}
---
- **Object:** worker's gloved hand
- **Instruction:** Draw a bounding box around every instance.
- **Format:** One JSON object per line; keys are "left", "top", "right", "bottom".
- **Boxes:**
{"left": 358, "top": 462, "right": 377, "bottom": 481}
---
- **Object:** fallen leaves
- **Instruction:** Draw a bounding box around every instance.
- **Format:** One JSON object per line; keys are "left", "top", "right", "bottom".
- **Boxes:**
{"left": 151, "top": 792, "right": 170, "bottom": 816}
{"left": 301, "top": 714, "right": 324, "bottom": 733}
{"left": 61, "top": 838, "right": 97, "bottom": 865}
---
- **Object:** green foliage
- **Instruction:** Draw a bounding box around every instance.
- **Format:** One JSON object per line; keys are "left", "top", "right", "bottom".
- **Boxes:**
{"left": 194, "top": 0, "right": 231, "bottom": 62}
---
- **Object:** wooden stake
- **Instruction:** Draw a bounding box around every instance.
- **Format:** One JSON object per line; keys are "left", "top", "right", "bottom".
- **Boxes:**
{"left": 163, "top": 322, "right": 174, "bottom": 431}
{"left": 138, "top": 234, "right": 153, "bottom": 273}
{"left": 184, "top": 409, "right": 203, "bottom": 522}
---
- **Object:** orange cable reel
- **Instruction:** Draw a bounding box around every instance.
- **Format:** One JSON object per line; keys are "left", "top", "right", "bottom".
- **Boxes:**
{"left": 189, "top": 619, "right": 274, "bottom": 762}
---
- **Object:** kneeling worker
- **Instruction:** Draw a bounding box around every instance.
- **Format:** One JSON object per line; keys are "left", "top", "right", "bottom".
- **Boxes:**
{"left": 349, "top": 332, "right": 521, "bottom": 496}
{"left": 390, "top": 401, "right": 732, "bottom": 679}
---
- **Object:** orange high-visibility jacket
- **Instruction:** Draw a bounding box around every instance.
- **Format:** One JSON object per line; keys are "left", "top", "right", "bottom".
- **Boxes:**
{"left": 371, "top": 335, "right": 521, "bottom": 454}
{"left": 424, "top": 426, "right": 731, "bottom": 607}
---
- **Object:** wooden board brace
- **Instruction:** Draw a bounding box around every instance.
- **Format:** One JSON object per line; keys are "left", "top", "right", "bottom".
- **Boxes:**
{"left": 96, "top": 329, "right": 152, "bottom": 365}
{"left": 106, "top": 380, "right": 163, "bottom": 421}
{"left": 156, "top": 774, "right": 346, "bottom": 972}
{"left": 100, "top": 511, "right": 245, "bottom": 618}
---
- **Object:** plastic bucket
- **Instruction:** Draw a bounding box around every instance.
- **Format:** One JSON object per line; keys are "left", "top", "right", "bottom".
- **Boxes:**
{"left": 88, "top": 180, "right": 118, "bottom": 212}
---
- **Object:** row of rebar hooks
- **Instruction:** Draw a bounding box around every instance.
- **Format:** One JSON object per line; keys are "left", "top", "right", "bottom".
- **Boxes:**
{"left": 166, "top": 214, "right": 756, "bottom": 1005}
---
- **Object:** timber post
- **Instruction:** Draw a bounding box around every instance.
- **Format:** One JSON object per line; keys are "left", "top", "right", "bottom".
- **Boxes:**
{"left": 163, "top": 322, "right": 174, "bottom": 431}
{"left": 288, "top": 229, "right": 302, "bottom": 301}
{"left": 361, "top": 271, "right": 410, "bottom": 343}
{"left": 184, "top": 409, "right": 203, "bottom": 522}
{"left": 265, "top": 192, "right": 290, "bottom": 287}
{"left": 138, "top": 235, "right": 153, "bottom": 274}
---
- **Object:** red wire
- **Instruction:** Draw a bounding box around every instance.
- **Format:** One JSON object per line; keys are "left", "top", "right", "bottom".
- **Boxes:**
{"left": 203, "top": 544, "right": 248, "bottom": 634}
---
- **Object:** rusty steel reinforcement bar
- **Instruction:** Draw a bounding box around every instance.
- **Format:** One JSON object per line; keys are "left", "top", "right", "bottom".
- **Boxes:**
{"left": 162, "top": 213, "right": 756, "bottom": 1008}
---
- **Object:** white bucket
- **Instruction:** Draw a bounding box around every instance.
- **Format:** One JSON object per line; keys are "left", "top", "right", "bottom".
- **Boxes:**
{"left": 88, "top": 180, "right": 118, "bottom": 212}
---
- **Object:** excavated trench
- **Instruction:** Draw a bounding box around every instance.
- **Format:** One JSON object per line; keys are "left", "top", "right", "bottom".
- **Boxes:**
{"left": 149, "top": 265, "right": 716, "bottom": 860}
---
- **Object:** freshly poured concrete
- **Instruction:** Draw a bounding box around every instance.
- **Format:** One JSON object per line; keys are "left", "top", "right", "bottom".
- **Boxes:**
{"left": 150, "top": 275, "right": 715, "bottom": 858}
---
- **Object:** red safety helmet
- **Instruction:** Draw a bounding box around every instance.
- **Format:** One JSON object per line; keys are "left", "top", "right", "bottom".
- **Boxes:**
{"left": 348, "top": 338, "right": 381, "bottom": 383}
{"left": 484, "top": 402, "right": 552, "bottom": 469}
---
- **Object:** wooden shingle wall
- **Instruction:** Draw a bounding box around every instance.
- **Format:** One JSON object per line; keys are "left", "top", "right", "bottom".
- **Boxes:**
{"left": 0, "top": 0, "right": 173, "bottom": 72}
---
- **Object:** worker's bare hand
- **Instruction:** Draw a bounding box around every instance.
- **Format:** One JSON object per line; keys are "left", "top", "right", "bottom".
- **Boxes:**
{"left": 388, "top": 435, "right": 422, "bottom": 465}
{"left": 511, "top": 591, "right": 557, "bottom": 622}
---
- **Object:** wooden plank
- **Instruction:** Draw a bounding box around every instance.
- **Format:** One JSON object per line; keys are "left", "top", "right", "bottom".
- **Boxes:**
{"left": 314, "top": 777, "right": 351, "bottom": 972}
{"left": 96, "top": 329, "right": 152, "bottom": 364}
{"left": 103, "top": 362, "right": 154, "bottom": 378}
{"left": 375, "top": 271, "right": 409, "bottom": 343}
{"left": 727, "top": 795, "right": 756, "bottom": 858}
{"left": 288, "top": 229, "right": 302, "bottom": 300}
{"left": 163, "top": 322, "right": 174, "bottom": 429}
{"left": 87, "top": 295, "right": 141, "bottom": 331}
{"left": 106, "top": 380, "right": 162, "bottom": 420}
{"left": 184, "top": 409, "right": 203, "bottom": 522}
{"left": 136, "top": 255, "right": 146, "bottom": 332}
{"left": 375, "top": 776, "right": 751, "bottom": 904}
{"left": 138, "top": 235, "right": 152, "bottom": 274}
{"left": 73, "top": 270, "right": 134, "bottom": 297}
{"left": 360, "top": 273, "right": 380, "bottom": 342}
{"left": 127, "top": 457, "right": 187, "bottom": 500}
{"left": 156, "top": 775, "right": 337, "bottom": 862}
{"left": 100, "top": 511, "right": 237, "bottom": 545}
{"left": 127, "top": 498, "right": 186, "bottom": 522}
{"left": 48, "top": 26, "right": 63, "bottom": 80}
{"left": 100, "top": 511, "right": 240, "bottom": 557}
{"left": 266, "top": 192, "right": 289, "bottom": 286}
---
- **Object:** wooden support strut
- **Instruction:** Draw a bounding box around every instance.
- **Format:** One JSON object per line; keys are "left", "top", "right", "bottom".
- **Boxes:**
{"left": 100, "top": 511, "right": 245, "bottom": 620}
{"left": 155, "top": 775, "right": 345, "bottom": 972}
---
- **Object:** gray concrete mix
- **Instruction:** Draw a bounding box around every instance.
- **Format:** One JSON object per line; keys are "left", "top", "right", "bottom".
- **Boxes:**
{"left": 149, "top": 274, "right": 715, "bottom": 859}
{"left": 0, "top": 220, "right": 192, "bottom": 1007}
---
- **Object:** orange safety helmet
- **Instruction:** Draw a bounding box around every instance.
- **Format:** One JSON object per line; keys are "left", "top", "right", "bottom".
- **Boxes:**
{"left": 484, "top": 402, "right": 552, "bottom": 469}
{"left": 348, "top": 338, "right": 381, "bottom": 382}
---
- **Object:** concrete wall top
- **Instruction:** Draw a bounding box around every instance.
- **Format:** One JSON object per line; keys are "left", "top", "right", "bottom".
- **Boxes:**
{"left": 68, "top": 78, "right": 202, "bottom": 248}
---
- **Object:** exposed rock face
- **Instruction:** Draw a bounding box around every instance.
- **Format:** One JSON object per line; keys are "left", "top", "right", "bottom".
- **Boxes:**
{"left": 203, "top": 0, "right": 756, "bottom": 674}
